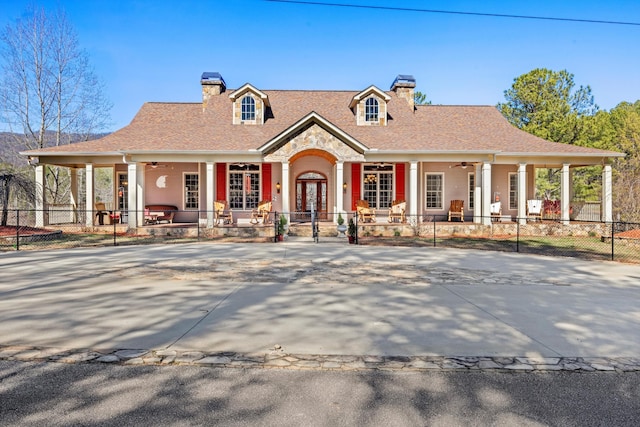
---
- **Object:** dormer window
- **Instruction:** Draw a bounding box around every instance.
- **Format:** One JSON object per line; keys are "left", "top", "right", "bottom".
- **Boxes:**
{"left": 230, "top": 84, "right": 270, "bottom": 125}
{"left": 365, "top": 98, "right": 379, "bottom": 123}
{"left": 241, "top": 96, "right": 256, "bottom": 121}
{"left": 349, "top": 85, "right": 390, "bottom": 126}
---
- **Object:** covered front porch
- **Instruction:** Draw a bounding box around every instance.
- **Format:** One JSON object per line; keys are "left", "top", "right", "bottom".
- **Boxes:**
{"left": 30, "top": 154, "right": 615, "bottom": 231}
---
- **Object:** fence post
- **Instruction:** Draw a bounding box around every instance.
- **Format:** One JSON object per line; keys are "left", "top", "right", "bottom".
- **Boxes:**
{"left": 113, "top": 213, "right": 117, "bottom": 246}
{"left": 274, "top": 211, "right": 278, "bottom": 243}
{"left": 16, "top": 209, "right": 20, "bottom": 251}
{"left": 355, "top": 213, "right": 358, "bottom": 244}
{"left": 516, "top": 219, "right": 520, "bottom": 253}
{"left": 433, "top": 217, "right": 436, "bottom": 247}
{"left": 611, "top": 221, "right": 615, "bottom": 262}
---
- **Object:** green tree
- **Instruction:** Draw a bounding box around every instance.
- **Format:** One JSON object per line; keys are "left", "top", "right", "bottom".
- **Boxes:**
{"left": 499, "top": 68, "right": 600, "bottom": 201}
{"left": 593, "top": 101, "right": 640, "bottom": 222}
{"left": 498, "top": 68, "right": 597, "bottom": 145}
{"left": 414, "top": 91, "right": 432, "bottom": 105}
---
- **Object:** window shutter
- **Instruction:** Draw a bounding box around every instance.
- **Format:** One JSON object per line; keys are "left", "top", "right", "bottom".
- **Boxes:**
{"left": 395, "top": 163, "right": 405, "bottom": 201}
{"left": 262, "top": 163, "right": 272, "bottom": 201}
{"left": 351, "top": 163, "right": 361, "bottom": 210}
{"left": 216, "top": 163, "right": 226, "bottom": 200}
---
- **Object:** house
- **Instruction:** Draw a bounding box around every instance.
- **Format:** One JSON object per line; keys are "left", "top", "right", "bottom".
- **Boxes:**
{"left": 23, "top": 72, "right": 623, "bottom": 229}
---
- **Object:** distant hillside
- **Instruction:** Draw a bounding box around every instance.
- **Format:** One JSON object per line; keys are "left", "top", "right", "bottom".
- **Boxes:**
{"left": 0, "top": 132, "right": 109, "bottom": 168}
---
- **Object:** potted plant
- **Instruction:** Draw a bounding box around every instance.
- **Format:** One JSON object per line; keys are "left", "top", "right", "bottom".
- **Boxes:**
{"left": 347, "top": 217, "right": 356, "bottom": 244}
{"left": 336, "top": 213, "right": 347, "bottom": 237}
{"left": 277, "top": 214, "right": 287, "bottom": 241}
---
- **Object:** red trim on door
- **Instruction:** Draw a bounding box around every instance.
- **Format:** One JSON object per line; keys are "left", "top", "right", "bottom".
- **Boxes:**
{"left": 216, "top": 163, "right": 226, "bottom": 200}
{"left": 262, "top": 163, "right": 272, "bottom": 201}
{"left": 351, "top": 163, "right": 361, "bottom": 210}
{"left": 395, "top": 163, "right": 406, "bottom": 201}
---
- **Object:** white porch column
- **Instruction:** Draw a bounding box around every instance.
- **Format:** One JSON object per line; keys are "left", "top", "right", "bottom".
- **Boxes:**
{"left": 602, "top": 164, "right": 613, "bottom": 222}
{"left": 481, "top": 162, "right": 492, "bottom": 225}
{"left": 136, "top": 163, "right": 145, "bottom": 226}
{"left": 336, "top": 161, "right": 344, "bottom": 221}
{"left": 560, "top": 163, "right": 570, "bottom": 225}
{"left": 517, "top": 163, "right": 527, "bottom": 225}
{"left": 70, "top": 168, "right": 78, "bottom": 223}
{"left": 34, "top": 164, "right": 45, "bottom": 227}
{"left": 127, "top": 162, "right": 138, "bottom": 228}
{"left": 409, "top": 161, "right": 418, "bottom": 219}
{"left": 206, "top": 161, "right": 215, "bottom": 228}
{"left": 281, "top": 162, "right": 290, "bottom": 218}
{"left": 473, "top": 163, "right": 482, "bottom": 223}
{"left": 85, "top": 163, "right": 94, "bottom": 227}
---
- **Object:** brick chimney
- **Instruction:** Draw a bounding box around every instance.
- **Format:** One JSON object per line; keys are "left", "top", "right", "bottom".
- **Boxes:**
{"left": 201, "top": 72, "right": 226, "bottom": 109}
{"left": 391, "top": 75, "right": 416, "bottom": 109}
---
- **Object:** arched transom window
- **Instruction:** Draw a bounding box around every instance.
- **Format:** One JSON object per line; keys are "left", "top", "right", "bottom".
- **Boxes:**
{"left": 365, "top": 97, "right": 379, "bottom": 122}
{"left": 241, "top": 95, "right": 256, "bottom": 121}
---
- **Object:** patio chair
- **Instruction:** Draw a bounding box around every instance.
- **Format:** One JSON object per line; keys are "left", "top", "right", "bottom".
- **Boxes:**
{"left": 214, "top": 200, "right": 233, "bottom": 225}
{"left": 388, "top": 199, "right": 406, "bottom": 223}
{"left": 527, "top": 199, "right": 543, "bottom": 222}
{"left": 448, "top": 199, "right": 464, "bottom": 222}
{"left": 95, "top": 202, "right": 120, "bottom": 225}
{"left": 490, "top": 201, "right": 502, "bottom": 222}
{"left": 356, "top": 200, "right": 376, "bottom": 223}
{"left": 250, "top": 200, "right": 272, "bottom": 224}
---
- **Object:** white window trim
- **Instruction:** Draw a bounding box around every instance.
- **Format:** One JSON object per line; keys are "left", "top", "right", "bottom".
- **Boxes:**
{"left": 240, "top": 95, "right": 256, "bottom": 123}
{"left": 468, "top": 172, "right": 475, "bottom": 210}
{"left": 508, "top": 172, "right": 518, "bottom": 211}
{"left": 364, "top": 97, "right": 379, "bottom": 123}
{"left": 227, "top": 164, "right": 261, "bottom": 210}
{"left": 361, "top": 164, "right": 394, "bottom": 208}
{"left": 425, "top": 172, "right": 444, "bottom": 210}
{"left": 183, "top": 171, "right": 200, "bottom": 210}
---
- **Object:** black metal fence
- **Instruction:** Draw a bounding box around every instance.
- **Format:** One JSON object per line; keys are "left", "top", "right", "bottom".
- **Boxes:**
{"left": 352, "top": 213, "right": 640, "bottom": 263}
{"left": 1, "top": 208, "right": 639, "bottom": 264}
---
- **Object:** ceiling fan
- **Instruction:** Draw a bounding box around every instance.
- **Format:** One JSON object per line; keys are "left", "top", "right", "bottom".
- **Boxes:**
{"left": 449, "top": 161, "right": 470, "bottom": 169}
{"left": 147, "top": 162, "right": 167, "bottom": 169}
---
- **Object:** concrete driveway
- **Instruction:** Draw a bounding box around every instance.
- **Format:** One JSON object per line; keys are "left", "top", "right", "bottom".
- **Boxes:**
{"left": 1, "top": 242, "right": 639, "bottom": 359}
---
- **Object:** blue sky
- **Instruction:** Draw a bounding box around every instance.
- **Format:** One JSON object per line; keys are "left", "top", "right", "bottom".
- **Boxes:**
{"left": 2, "top": 0, "right": 639, "bottom": 131}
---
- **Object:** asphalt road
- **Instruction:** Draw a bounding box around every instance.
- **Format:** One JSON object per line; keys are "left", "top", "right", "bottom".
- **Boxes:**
{"left": 1, "top": 360, "right": 639, "bottom": 427}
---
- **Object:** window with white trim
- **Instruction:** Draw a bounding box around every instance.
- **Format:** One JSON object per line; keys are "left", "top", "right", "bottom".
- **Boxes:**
{"left": 241, "top": 95, "right": 255, "bottom": 121}
{"left": 425, "top": 173, "right": 444, "bottom": 209}
{"left": 184, "top": 173, "right": 199, "bottom": 209}
{"left": 468, "top": 172, "right": 475, "bottom": 210}
{"left": 229, "top": 164, "right": 260, "bottom": 210}
{"left": 509, "top": 172, "right": 518, "bottom": 210}
{"left": 362, "top": 164, "right": 393, "bottom": 208}
{"left": 365, "top": 97, "right": 379, "bottom": 122}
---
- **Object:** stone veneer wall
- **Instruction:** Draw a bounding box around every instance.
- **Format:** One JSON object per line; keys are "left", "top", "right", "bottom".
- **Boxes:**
{"left": 394, "top": 86, "right": 415, "bottom": 109}
{"left": 352, "top": 222, "right": 609, "bottom": 238}
{"left": 201, "top": 82, "right": 224, "bottom": 109}
{"left": 356, "top": 95, "right": 387, "bottom": 126}
{"left": 264, "top": 123, "right": 364, "bottom": 163}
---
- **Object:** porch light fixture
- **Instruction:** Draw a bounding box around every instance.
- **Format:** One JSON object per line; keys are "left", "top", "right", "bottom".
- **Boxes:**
{"left": 343, "top": 182, "right": 347, "bottom": 193}
{"left": 276, "top": 182, "right": 281, "bottom": 194}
